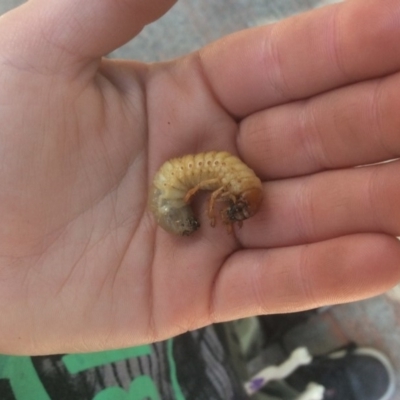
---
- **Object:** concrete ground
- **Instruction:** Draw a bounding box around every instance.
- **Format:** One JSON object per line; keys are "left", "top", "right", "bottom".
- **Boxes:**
{"left": 1, "top": 1, "right": 399, "bottom": 399}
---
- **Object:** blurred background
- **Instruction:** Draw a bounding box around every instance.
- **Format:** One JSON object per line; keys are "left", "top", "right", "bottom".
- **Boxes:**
{"left": 1, "top": 0, "right": 399, "bottom": 398}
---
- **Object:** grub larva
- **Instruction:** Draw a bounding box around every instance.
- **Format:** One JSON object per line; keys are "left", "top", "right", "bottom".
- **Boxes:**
{"left": 149, "top": 151, "right": 263, "bottom": 236}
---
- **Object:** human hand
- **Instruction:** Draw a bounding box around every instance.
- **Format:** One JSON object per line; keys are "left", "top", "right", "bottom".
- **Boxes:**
{"left": 1, "top": 0, "right": 399, "bottom": 355}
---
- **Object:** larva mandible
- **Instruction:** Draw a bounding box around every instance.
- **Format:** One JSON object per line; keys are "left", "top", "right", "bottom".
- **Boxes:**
{"left": 149, "top": 151, "right": 263, "bottom": 236}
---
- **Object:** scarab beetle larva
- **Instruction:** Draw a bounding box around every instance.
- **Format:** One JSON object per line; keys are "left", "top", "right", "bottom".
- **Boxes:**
{"left": 149, "top": 151, "right": 263, "bottom": 236}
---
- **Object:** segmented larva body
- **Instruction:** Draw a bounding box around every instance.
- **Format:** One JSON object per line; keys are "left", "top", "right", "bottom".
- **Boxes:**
{"left": 149, "top": 151, "right": 263, "bottom": 236}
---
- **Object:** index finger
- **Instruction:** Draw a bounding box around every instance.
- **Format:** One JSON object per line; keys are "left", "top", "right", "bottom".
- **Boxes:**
{"left": 199, "top": 0, "right": 400, "bottom": 117}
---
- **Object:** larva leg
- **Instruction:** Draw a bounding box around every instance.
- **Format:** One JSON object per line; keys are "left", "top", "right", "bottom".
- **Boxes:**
{"left": 183, "top": 178, "right": 220, "bottom": 203}
{"left": 208, "top": 186, "right": 225, "bottom": 227}
{"left": 217, "top": 191, "right": 236, "bottom": 204}
{"left": 225, "top": 221, "right": 243, "bottom": 235}
{"left": 221, "top": 209, "right": 236, "bottom": 234}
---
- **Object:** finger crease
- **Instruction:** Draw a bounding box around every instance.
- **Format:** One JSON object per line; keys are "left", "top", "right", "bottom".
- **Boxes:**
{"left": 262, "top": 23, "right": 291, "bottom": 102}
{"left": 301, "top": 101, "right": 334, "bottom": 170}
{"left": 328, "top": 5, "right": 349, "bottom": 83}
{"left": 369, "top": 79, "right": 397, "bottom": 159}
{"left": 297, "top": 244, "right": 318, "bottom": 308}
{"left": 365, "top": 167, "right": 382, "bottom": 231}
{"left": 293, "top": 178, "right": 318, "bottom": 243}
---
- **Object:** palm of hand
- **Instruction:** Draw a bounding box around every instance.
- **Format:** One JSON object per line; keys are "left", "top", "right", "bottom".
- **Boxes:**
{"left": 0, "top": 38, "right": 243, "bottom": 352}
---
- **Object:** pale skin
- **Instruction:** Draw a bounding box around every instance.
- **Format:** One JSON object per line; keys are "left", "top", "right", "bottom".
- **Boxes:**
{"left": 1, "top": 0, "right": 400, "bottom": 355}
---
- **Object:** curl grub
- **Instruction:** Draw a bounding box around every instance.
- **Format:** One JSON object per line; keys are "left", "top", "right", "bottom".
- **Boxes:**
{"left": 149, "top": 151, "right": 263, "bottom": 236}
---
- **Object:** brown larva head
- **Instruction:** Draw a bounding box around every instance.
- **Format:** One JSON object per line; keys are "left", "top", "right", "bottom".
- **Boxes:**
{"left": 224, "top": 188, "right": 263, "bottom": 223}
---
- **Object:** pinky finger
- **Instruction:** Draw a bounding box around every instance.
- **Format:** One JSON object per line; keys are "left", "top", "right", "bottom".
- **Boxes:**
{"left": 211, "top": 234, "right": 400, "bottom": 321}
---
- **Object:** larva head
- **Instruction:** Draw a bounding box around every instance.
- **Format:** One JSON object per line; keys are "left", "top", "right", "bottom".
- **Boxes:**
{"left": 224, "top": 188, "right": 263, "bottom": 223}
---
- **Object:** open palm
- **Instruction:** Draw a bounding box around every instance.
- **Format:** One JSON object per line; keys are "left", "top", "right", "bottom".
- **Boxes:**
{"left": 1, "top": 0, "right": 400, "bottom": 355}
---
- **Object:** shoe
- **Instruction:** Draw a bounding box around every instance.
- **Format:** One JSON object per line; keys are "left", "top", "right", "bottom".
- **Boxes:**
{"left": 259, "top": 310, "right": 319, "bottom": 345}
{"left": 286, "top": 343, "right": 396, "bottom": 400}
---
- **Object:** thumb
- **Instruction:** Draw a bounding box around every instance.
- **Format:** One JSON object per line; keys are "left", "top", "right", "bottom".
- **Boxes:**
{"left": 0, "top": 0, "right": 177, "bottom": 72}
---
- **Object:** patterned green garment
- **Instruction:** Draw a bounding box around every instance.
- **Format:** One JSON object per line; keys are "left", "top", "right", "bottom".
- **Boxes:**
{"left": 0, "top": 325, "right": 248, "bottom": 400}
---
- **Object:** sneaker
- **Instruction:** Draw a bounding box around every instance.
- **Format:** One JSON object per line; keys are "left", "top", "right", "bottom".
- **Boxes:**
{"left": 286, "top": 343, "right": 396, "bottom": 400}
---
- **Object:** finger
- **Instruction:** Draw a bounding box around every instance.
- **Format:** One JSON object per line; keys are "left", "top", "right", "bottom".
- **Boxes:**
{"left": 239, "top": 72, "right": 400, "bottom": 179}
{"left": 199, "top": 0, "right": 400, "bottom": 116}
{"left": 238, "top": 160, "right": 400, "bottom": 249}
{"left": 212, "top": 234, "right": 400, "bottom": 321}
{"left": 0, "top": 0, "right": 176, "bottom": 73}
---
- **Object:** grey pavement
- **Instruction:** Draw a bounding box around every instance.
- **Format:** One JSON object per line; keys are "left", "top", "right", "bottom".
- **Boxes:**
{"left": 1, "top": 0, "right": 339, "bottom": 62}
